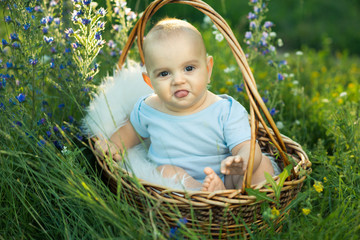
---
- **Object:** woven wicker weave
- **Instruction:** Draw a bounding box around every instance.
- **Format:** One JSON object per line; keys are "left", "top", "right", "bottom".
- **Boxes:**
{"left": 90, "top": 0, "right": 312, "bottom": 237}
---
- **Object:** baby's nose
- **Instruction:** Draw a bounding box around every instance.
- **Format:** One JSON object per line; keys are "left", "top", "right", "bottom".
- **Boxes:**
{"left": 172, "top": 73, "right": 186, "bottom": 85}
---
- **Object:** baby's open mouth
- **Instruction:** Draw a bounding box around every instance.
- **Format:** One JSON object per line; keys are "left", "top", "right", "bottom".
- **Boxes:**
{"left": 174, "top": 90, "right": 189, "bottom": 98}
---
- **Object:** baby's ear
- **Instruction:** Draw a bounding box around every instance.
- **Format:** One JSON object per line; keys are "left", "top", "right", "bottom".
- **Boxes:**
{"left": 142, "top": 72, "right": 153, "bottom": 89}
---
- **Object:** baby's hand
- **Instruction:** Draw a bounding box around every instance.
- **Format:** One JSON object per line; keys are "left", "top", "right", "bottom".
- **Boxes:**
{"left": 220, "top": 155, "right": 248, "bottom": 175}
{"left": 93, "top": 138, "right": 122, "bottom": 161}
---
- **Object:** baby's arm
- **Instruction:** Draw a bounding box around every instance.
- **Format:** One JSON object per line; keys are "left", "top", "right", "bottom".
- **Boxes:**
{"left": 220, "top": 140, "right": 262, "bottom": 175}
{"left": 94, "top": 120, "right": 141, "bottom": 160}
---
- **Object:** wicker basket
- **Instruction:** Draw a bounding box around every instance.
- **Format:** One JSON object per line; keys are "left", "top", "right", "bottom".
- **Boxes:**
{"left": 90, "top": 0, "right": 312, "bottom": 237}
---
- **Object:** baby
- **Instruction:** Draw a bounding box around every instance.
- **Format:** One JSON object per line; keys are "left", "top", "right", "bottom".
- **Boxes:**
{"left": 94, "top": 18, "right": 274, "bottom": 191}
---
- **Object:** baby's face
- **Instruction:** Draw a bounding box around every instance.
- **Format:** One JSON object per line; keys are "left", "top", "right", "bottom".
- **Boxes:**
{"left": 144, "top": 33, "right": 213, "bottom": 114}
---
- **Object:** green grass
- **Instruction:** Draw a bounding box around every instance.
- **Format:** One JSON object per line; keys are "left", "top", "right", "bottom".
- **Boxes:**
{"left": 1, "top": 0, "right": 359, "bottom": 239}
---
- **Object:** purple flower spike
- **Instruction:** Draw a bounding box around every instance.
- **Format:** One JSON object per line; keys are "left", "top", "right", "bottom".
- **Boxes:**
{"left": 264, "top": 21, "right": 274, "bottom": 29}
{"left": 82, "top": 18, "right": 91, "bottom": 25}
{"left": 247, "top": 12, "right": 257, "bottom": 20}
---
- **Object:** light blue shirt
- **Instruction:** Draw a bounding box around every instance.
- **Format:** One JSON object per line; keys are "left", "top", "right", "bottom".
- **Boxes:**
{"left": 130, "top": 94, "right": 251, "bottom": 182}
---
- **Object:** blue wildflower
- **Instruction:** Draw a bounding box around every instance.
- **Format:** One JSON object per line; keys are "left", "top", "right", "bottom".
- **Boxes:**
{"left": 277, "top": 73, "right": 284, "bottom": 81}
{"left": 42, "top": 27, "right": 49, "bottom": 34}
{"left": 40, "top": 17, "right": 48, "bottom": 25}
{"left": 65, "top": 48, "right": 71, "bottom": 53}
{"left": 10, "top": 33, "right": 19, "bottom": 41}
{"left": 0, "top": 103, "right": 5, "bottom": 110}
{"left": 97, "top": 8, "right": 106, "bottom": 16}
{"left": 46, "top": 131, "right": 51, "bottom": 137}
{"left": 50, "top": 62, "right": 55, "bottom": 68}
{"left": 278, "top": 60, "right": 287, "bottom": 66}
{"left": 37, "top": 118, "right": 46, "bottom": 125}
{"left": 248, "top": 12, "right": 257, "bottom": 20}
{"left": 53, "top": 126, "right": 59, "bottom": 132}
{"left": 249, "top": 21, "right": 256, "bottom": 29}
{"left": 37, "top": 139, "right": 46, "bottom": 147}
{"left": 169, "top": 227, "right": 178, "bottom": 238}
{"left": 44, "top": 36, "right": 54, "bottom": 44}
{"left": 262, "top": 97, "right": 268, "bottom": 103}
{"left": 2, "top": 39, "right": 8, "bottom": 46}
{"left": 76, "top": 133, "right": 84, "bottom": 141}
{"left": 6, "top": 62, "right": 13, "bottom": 68}
{"left": 58, "top": 103, "right": 65, "bottom": 109}
{"left": 54, "top": 18, "right": 60, "bottom": 25}
{"left": 71, "top": 42, "right": 80, "bottom": 49}
{"left": 270, "top": 108, "right": 276, "bottom": 116}
{"left": 60, "top": 64, "right": 65, "bottom": 69}
{"left": 15, "top": 93, "right": 26, "bottom": 102}
{"left": 47, "top": 16, "right": 54, "bottom": 24}
{"left": 29, "top": 58, "right": 38, "bottom": 66}
{"left": 50, "top": 0, "right": 57, "bottom": 7}
{"left": 23, "top": 23, "right": 31, "bottom": 30}
{"left": 68, "top": 116, "right": 74, "bottom": 123}
{"left": 12, "top": 42, "right": 20, "bottom": 48}
{"left": 34, "top": 6, "right": 42, "bottom": 12}
{"left": 65, "top": 28, "right": 74, "bottom": 35}
{"left": 82, "top": 18, "right": 91, "bottom": 25}
{"left": 97, "top": 40, "right": 106, "bottom": 46}
{"left": 25, "top": 7, "right": 34, "bottom": 13}
{"left": 97, "top": 21, "right": 105, "bottom": 28}
{"left": 51, "top": 47, "right": 57, "bottom": 53}
{"left": 42, "top": 100, "right": 49, "bottom": 106}
{"left": 4, "top": 16, "right": 11, "bottom": 22}
{"left": 264, "top": 21, "right": 274, "bottom": 29}
{"left": 178, "top": 218, "right": 188, "bottom": 225}
{"left": 234, "top": 83, "right": 244, "bottom": 92}
{"left": 95, "top": 31, "right": 101, "bottom": 40}
{"left": 245, "top": 31, "right": 252, "bottom": 39}
{"left": 83, "top": 0, "right": 91, "bottom": 5}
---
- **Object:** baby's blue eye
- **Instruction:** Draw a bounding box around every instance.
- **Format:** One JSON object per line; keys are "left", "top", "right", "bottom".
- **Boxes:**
{"left": 185, "top": 66, "right": 194, "bottom": 72}
{"left": 159, "top": 71, "right": 169, "bottom": 77}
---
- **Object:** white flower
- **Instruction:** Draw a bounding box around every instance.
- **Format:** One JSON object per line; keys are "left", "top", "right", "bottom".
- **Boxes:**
{"left": 296, "top": 51, "right": 303, "bottom": 56}
{"left": 339, "top": 92, "right": 347, "bottom": 97}
{"left": 293, "top": 80, "right": 299, "bottom": 85}
{"left": 269, "top": 32, "right": 277, "bottom": 37}
{"left": 276, "top": 121, "right": 284, "bottom": 129}
{"left": 224, "top": 66, "right": 236, "bottom": 73}
{"left": 215, "top": 33, "right": 224, "bottom": 42}
{"left": 284, "top": 52, "right": 290, "bottom": 58}
{"left": 295, "top": 120, "right": 300, "bottom": 125}
{"left": 203, "top": 15, "right": 212, "bottom": 24}
{"left": 322, "top": 99, "right": 329, "bottom": 103}
{"left": 289, "top": 73, "right": 295, "bottom": 78}
{"left": 277, "top": 38, "right": 283, "bottom": 47}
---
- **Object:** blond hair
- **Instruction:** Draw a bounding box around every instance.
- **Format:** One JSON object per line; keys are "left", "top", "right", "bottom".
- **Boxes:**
{"left": 143, "top": 18, "right": 206, "bottom": 58}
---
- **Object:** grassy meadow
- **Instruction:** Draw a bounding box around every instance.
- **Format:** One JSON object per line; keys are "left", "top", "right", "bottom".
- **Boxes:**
{"left": 1, "top": 0, "right": 359, "bottom": 239}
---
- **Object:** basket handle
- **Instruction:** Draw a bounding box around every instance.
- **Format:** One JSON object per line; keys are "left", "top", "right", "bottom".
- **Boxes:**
{"left": 117, "top": 0, "right": 293, "bottom": 192}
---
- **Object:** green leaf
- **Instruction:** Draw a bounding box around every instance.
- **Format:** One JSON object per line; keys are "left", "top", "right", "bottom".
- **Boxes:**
{"left": 246, "top": 188, "right": 274, "bottom": 203}
{"left": 278, "top": 164, "right": 293, "bottom": 188}
{"left": 264, "top": 171, "right": 277, "bottom": 190}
